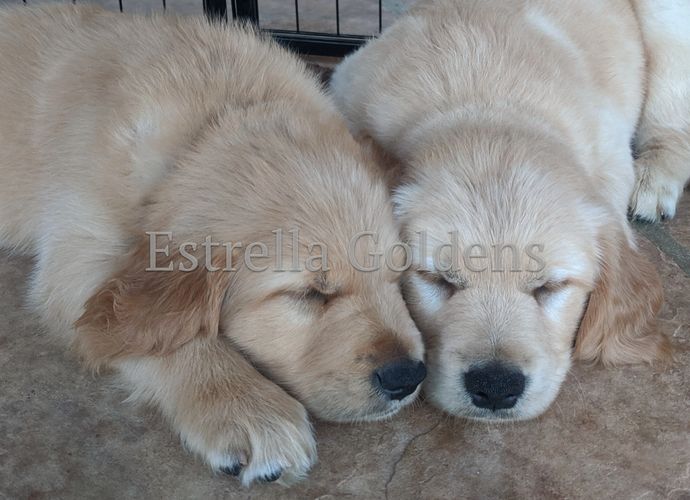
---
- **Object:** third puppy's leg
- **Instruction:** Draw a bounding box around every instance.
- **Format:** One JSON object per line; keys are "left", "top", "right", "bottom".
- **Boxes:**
{"left": 630, "top": 0, "right": 690, "bottom": 221}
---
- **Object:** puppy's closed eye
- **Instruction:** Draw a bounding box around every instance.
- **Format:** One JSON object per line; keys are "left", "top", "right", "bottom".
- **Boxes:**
{"left": 301, "top": 287, "right": 331, "bottom": 305}
{"left": 417, "top": 271, "right": 467, "bottom": 300}
{"left": 281, "top": 287, "right": 334, "bottom": 312}
{"left": 532, "top": 280, "right": 570, "bottom": 304}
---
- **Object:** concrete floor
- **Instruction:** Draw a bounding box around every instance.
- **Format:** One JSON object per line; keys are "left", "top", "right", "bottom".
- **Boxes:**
{"left": 1, "top": 197, "right": 688, "bottom": 499}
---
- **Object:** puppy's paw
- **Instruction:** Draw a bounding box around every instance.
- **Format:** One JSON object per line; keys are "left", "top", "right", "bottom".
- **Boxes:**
{"left": 631, "top": 157, "right": 684, "bottom": 222}
{"left": 178, "top": 390, "right": 316, "bottom": 487}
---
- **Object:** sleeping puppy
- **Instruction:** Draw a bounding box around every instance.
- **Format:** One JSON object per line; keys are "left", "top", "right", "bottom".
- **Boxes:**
{"left": 331, "top": 0, "right": 685, "bottom": 421}
{"left": 0, "top": 5, "right": 425, "bottom": 485}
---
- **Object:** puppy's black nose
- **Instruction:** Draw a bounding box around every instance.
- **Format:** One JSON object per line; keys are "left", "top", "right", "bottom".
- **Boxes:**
{"left": 373, "top": 358, "right": 426, "bottom": 400}
{"left": 464, "top": 362, "right": 525, "bottom": 411}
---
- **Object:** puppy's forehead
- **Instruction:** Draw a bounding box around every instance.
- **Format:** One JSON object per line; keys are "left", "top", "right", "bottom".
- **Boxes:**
{"left": 236, "top": 215, "right": 403, "bottom": 294}
{"left": 397, "top": 171, "right": 600, "bottom": 282}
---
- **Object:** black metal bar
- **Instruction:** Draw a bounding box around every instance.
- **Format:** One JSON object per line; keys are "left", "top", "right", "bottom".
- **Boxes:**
{"left": 232, "top": 0, "right": 259, "bottom": 23}
{"left": 230, "top": 0, "right": 370, "bottom": 57}
{"left": 204, "top": 0, "right": 228, "bottom": 21}
{"left": 294, "top": 0, "right": 300, "bottom": 32}
{"left": 378, "top": 0, "right": 382, "bottom": 32}
{"left": 118, "top": 0, "right": 123, "bottom": 13}
{"left": 162, "top": 0, "right": 166, "bottom": 11}
{"left": 268, "top": 30, "right": 369, "bottom": 57}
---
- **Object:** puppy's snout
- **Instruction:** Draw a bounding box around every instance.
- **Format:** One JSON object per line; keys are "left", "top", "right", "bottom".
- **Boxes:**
{"left": 464, "top": 362, "right": 525, "bottom": 411}
{"left": 373, "top": 358, "right": 426, "bottom": 400}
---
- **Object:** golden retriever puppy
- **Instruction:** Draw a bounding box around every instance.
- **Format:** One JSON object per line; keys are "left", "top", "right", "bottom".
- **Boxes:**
{"left": 331, "top": 0, "right": 680, "bottom": 421}
{"left": 0, "top": 5, "right": 425, "bottom": 485}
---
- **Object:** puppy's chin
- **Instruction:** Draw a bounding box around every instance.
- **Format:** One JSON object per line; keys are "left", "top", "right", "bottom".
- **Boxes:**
{"left": 361, "top": 387, "right": 422, "bottom": 422}
{"left": 358, "top": 405, "right": 404, "bottom": 423}
{"left": 312, "top": 387, "right": 421, "bottom": 424}
{"left": 426, "top": 390, "right": 557, "bottom": 422}
{"left": 438, "top": 401, "right": 553, "bottom": 423}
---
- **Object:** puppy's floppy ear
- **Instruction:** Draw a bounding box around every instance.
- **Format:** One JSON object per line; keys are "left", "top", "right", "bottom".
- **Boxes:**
{"left": 75, "top": 237, "right": 234, "bottom": 369}
{"left": 574, "top": 224, "right": 671, "bottom": 365}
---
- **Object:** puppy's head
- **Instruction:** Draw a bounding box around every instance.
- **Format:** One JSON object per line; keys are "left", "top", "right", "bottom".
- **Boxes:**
{"left": 394, "top": 127, "right": 669, "bottom": 421}
{"left": 217, "top": 222, "right": 426, "bottom": 422}
{"left": 76, "top": 113, "right": 425, "bottom": 423}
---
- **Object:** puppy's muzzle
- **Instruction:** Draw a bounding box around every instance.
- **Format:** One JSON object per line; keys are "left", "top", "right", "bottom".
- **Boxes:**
{"left": 463, "top": 362, "right": 526, "bottom": 411}
{"left": 373, "top": 358, "right": 426, "bottom": 400}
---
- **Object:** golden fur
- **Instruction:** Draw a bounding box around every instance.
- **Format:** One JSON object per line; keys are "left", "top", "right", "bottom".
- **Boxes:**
{"left": 331, "top": 0, "right": 681, "bottom": 420}
{"left": 0, "top": 5, "right": 425, "bottom": 485}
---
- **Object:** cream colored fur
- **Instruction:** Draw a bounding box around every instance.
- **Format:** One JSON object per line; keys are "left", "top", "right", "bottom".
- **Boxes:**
{"left": 0, "top": 5, "right": 424, "bottom": 484}
{"left": 332, "top": 0, "right": 678, "bottom": 420}
{"left": 631, "top": 0, "right": 690, "bottom": 220}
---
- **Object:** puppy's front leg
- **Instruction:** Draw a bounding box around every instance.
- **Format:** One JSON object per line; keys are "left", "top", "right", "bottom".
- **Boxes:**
{"left": 117, "top": 337, "right": 316, "bottom": 486}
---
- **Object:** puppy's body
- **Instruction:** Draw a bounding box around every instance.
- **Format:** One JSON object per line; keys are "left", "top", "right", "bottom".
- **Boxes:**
{"left": 332, "top": 0, "right": 680, "bottom": 420}
{"left": 335, "top": 0, "right": 645, "bottom": 218}
{"left": 0, "top": 6, "right": 424, "bottom": 484}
